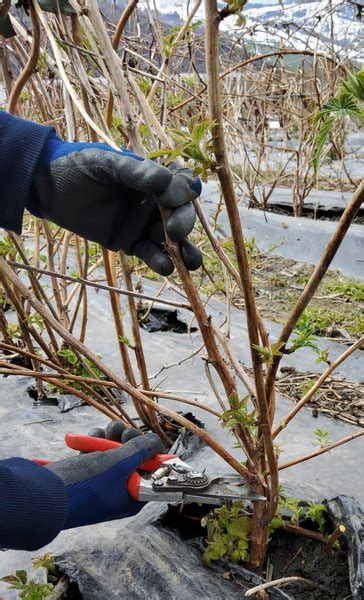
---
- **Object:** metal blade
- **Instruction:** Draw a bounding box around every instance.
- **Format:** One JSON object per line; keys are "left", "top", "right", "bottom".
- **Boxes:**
{"left": 182, "top": 475, "right": 265, "bottom": 506}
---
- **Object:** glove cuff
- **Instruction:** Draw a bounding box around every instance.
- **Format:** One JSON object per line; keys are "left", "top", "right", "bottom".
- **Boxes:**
{"left": 0, "top": 112, "right": 54, "bottom": 233}
{"left": 0, "top": 458, "right": 68, "bottom": 551}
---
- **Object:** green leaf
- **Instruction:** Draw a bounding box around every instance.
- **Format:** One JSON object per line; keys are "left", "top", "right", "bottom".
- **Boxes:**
{"left": 1, "top": 574, "right": 22, "bottom": 584}
{"left": 315, "top": 348, "right": 330, "bottom": 364}
{"left": 231, "top": 549, "right": 241, "bottom": 563}
{"left": 32, "top": 553, "right": 57, "bottom": 575}
{"left": 16, "top": 571, "right": 28, "bottom": 584}
{"left": 313, "top": 68, "right": 364, "bottom": 172}
{"left": 147, "top": 148, "right": 173, "bottom": 159}
{"left": 119, "top": 335, "right": 133, "bottom": 348}
{"left": 314, "top": 428, "right": 331, "bottom": 448}
{"left": 313, "top": 115, "right": 335, "bottom": 172}
{"left": 288, "top": 312, "right": 321, "bottom": 356}
{"left": 306, "top": 502, "right": 327, "bottom": 534}
{"left": 226, "top": 516, "right": 251, "bottom": 539}
{"left": 57, "top": 348, "right": 78, "bottom": 365}
{"left": 339, "top": 68, "right": 364, "bottom": 102}
{"left": 268, "top": 515, "right": 284, "bottom": 533}
{"left": 281, "top": 496, "right": 302, "bottom": 525}
{"left": 203, "top": 503, "right": 251, "bottom": 565}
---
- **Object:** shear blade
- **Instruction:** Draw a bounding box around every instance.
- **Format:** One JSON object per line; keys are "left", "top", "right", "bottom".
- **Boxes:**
{"left": 182, "top": 475, "right": 265, "bottom": 505}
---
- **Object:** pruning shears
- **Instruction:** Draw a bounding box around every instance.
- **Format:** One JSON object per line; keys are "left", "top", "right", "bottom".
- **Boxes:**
{"left": 65, "top": 433, "right": 265, "bottom": 506}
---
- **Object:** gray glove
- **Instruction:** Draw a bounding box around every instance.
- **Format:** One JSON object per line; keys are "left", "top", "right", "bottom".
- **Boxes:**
{"left": 47, "top": 427, "right": 163, "bottom": 529}
{"left": 28, "top": 133, "right": 203, "bottom": 276}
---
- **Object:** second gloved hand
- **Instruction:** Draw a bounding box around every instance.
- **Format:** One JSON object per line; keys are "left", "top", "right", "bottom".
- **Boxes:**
{"left": 28, "top": 134, "right": 203, "bottom": 276}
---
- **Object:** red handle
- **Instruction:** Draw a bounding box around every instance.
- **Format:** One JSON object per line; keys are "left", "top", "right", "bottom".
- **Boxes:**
{"left": 66, "top": 434, "right": 121, "bottom": 453}
{"left": 65, "top": 433, "right": 177, "bottom": 473}
{"left": 127, "top": 472, "right": 142, "bottom": 500}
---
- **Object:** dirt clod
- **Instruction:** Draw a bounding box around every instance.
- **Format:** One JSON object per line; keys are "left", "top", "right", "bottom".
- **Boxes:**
{"left": 265, "top": 529, "right": 351, "bottom": 599}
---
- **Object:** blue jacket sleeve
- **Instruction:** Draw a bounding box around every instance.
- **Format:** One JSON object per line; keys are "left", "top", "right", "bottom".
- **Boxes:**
{"left": 0, "top": 458, "right": 68, "bottom": 551}
{"left": 0, "top": 111, "right": 54, "bottom": 234}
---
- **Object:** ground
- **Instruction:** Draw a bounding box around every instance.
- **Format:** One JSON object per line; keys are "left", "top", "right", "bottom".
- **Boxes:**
{"left": 276, "top": 367, "right": 364, "bottom": 427}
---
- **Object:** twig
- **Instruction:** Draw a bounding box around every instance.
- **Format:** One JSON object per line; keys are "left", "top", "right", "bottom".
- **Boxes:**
{"left": 126, "top": 70, "right": 238, "bottom": 402}
{"left": 105, "top": 0, "right": 139, "bottom": 127}
{"left": 49, "top": 575, "right": 70, "bottom": 600}
{"left": 102, "top": 249, "right": 151, "bottom": 427}
{"left": 327, "top": 524, "right": 346, "bottom": 551}
{"left": 7, "top": 260, "right": 192, "bottom": 310}
{"left": 33, "top": 0, "right": 118, "bottom": 146}
{"left": 118, "top": 250, "right": 168, "bottom": 440}
{"left": 245, "top": 576, "right": 317, "bottom": 597}
{"left": 7, "top": 5, "right": 40, "bottom": 115}
{"left": 282, "top": 523, "right": 323, "bottom": 542}
{"left": 212, "top": 324, "right": 256, "bottom": 397}
{"left": 0, "top": 360, "right": 121, "bottom": 421}
{"left": 42, "top": 220, "right": 69, "bottom": 327}
{"left": 278, "top": 430, "right": 364, "bottom": 471}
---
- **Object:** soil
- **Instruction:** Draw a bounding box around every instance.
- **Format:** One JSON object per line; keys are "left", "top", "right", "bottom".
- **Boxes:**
{"left": 265, "top": 529, "right": 351, "bottom": 599}
{"left": 276, "top": 367, "right": 364, "bottom": 427}
{"left": 248, "top": 256, "right": 363, "bottom": 339}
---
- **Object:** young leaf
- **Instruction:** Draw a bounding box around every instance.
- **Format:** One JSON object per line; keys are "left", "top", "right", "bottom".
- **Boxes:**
{"left": 313, "top": 115, "right": 336, "bottom": 172}
{"left": 306, "top": 502, "right": 328, "bottom": 534}
{"left": 119, "top": 335, "right": 133, "bottom": 349}
{"left": 253, "top": 342, "right": 284, "bottom": 365}
{"left": 314, "top": 428, "right": 331, "bottom": 448}
{"left": 226, "top": 516, "right": 251, "bottom": 539}
{"left": 339, "top": 68, "right": 364, "bottom": 102}
{"left": 32, "top": 553, "right": 57, "bottom": 575}
{"left": 57, "top": 348, "right": 78, "bottom": 366}
{"left": 1, "top": 574, "right": 23, "bottom": 584}
{"left": 15, "top": 571, "right": 28, "bottom": 584}
{"left": 147, "top": 147, "right": 173, "bottom": 160}
{"left": 315, "top": 348, "right": 330, "bottom": 365}
{"left": 313, "top": 68, "right": 364, "bottom": 171}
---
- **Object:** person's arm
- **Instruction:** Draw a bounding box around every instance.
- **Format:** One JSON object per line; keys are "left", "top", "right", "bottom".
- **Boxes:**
{"left": 0, "top": 458, "right": 68, "bottom": 551}
{"left": 0, "top": 428, "right": 162, "bottom": 551}
{"left": 0, "top": 111, "right": 54, "bottom": 233}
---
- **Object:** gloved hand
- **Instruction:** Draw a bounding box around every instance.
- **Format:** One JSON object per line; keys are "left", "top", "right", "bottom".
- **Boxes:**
{"left": 29, "top": 133, "right": 203, "bottom": 276}
{"left": 46, "top": 425, "right": 163, "bottom": 529}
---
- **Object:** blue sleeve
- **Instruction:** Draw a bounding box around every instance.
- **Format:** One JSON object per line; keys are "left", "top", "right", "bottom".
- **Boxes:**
{"left": 0, "top": 111, "right": 54, "bottom": 234}
{"left": 0, "top": 458, "right": 68, "bottom": 551}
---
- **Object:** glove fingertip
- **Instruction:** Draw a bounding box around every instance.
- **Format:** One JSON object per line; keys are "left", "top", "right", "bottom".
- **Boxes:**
{"left": 166, "top": 203, "right": 196, "bottom": 242}
{"left": 180, "top": 240, "right": 203, "bottom": 271}
{"left": 106, "top": 421, "right": 127, "bottom": 441}
{"left": 121, "top": 428, "right": 143, "bottom": 443}
{"left": 133, "top": 240, "right": 175, "bottom": 276}
{"left": 123, "top": 432, "right": 165, "bottom": 467}
{"left": 88, "top": 427, "right": 106, "bottom": 438}
{"left": 143, "top": 432, "right": 166, "bottom": 457}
